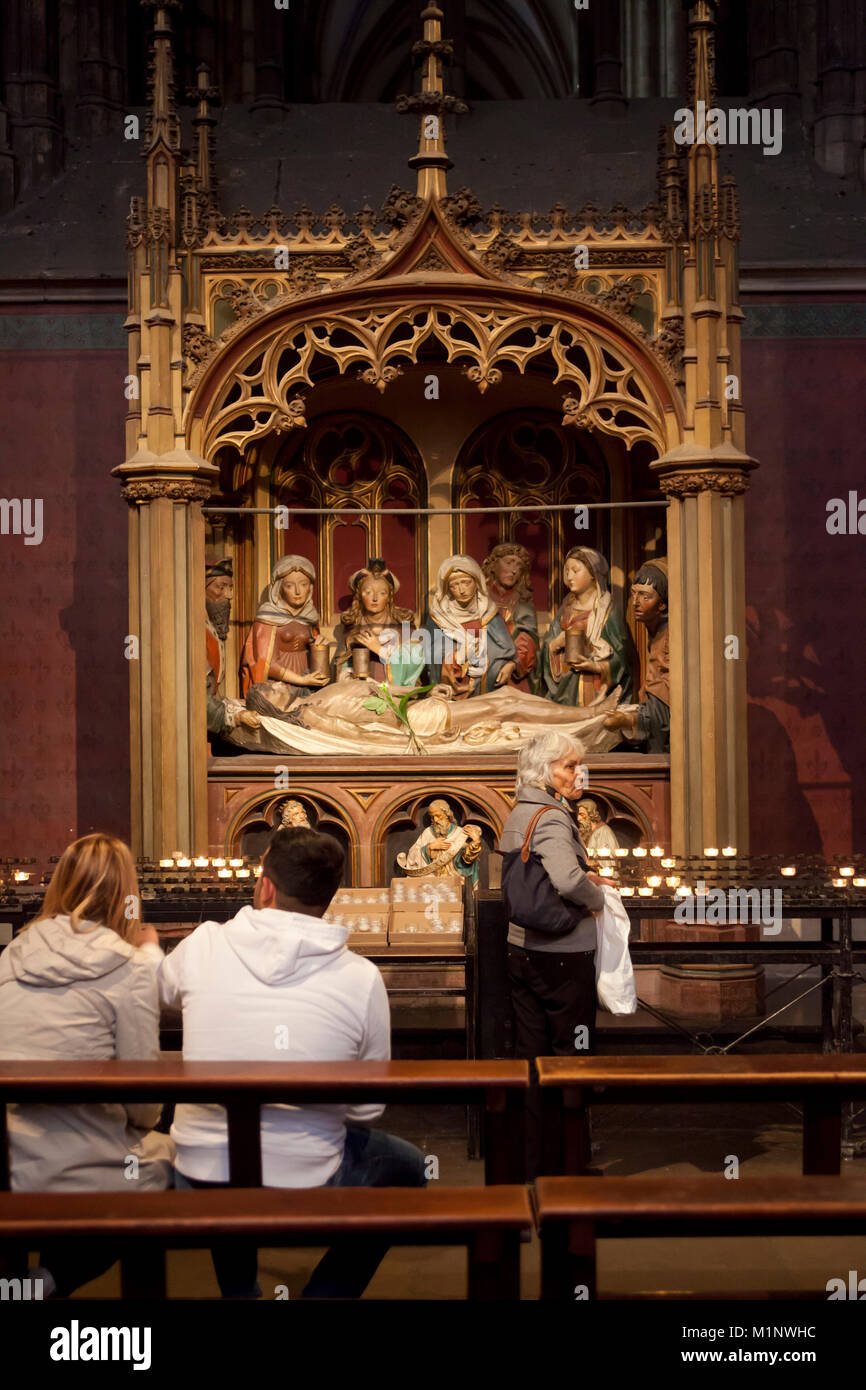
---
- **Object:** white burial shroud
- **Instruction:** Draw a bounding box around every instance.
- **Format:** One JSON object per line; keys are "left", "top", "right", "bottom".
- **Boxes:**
{"left": 253, "top": 681, "right": 634, "bottom": 756}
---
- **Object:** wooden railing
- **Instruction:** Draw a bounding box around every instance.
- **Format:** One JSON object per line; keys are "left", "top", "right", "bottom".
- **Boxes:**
{"left": 535, "top": 1173, "right": 866, "bottom": 1299}
{"left": 536, "top": 1054, "right": 866, "bottom": 1176}
{"left": 0, "top": 1184, "right": 532, "bottom": 1300}
{"left": 0, "top": 1058, "right": 529, "bottom": 1188}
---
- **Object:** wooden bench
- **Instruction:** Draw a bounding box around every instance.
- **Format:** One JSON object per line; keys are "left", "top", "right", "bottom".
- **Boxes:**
{"left": 535, "top": 1173, "right": 866, "bottom": 1299}
{"left": 0, "top": 1058, "right": 529, "bottom": 1187}
{"left": 536, "top": 1054, "right": 866, "bottom": 1176}
{"left": 0, "top": 1184, "right": 532, "bottom": 1300}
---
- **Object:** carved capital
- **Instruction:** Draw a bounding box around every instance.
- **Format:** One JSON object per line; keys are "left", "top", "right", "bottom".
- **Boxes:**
{"left": 121, "top": 479, "right": 213, "bottom": 503}
{"left": 657, "top": 469, "right": 750, "bottom": 498}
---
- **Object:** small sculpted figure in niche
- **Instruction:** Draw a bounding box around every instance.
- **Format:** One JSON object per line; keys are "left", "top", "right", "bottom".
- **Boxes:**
{"left": 279, "top": 799, "right": 311, "bottom": 829}
{"left": 542, "top": 546, "right": 635, "bottom": 707}
{"left": 240, "top": 554, "right": 330, "bottom": 697}
{"left": 334, "top": 559, "right": 425, "bottom": 687}
{"left": 205, "top": 557, "right": 260, "bottom": 738}
{"left": 577, "top": 798, "right": 620, "bottom": 855}
{"left": 397, "top": 799, "right": 483, "bottom": 885}
{"left": 603, "top": 558, "right": 670, "bottom": 753}
{"left": 426, "top": 555, "right": 517, "bottom": 697}
{"left": 481, "top": 543, "right": 539, "bottom": 693}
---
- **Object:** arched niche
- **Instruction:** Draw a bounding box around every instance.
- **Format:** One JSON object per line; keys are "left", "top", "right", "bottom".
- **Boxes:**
{"left": 203, "top": 406, "right": 428, "bottom": 683}
{"left": 376, "top": 787, "right": 506, "bottom": 889}
{"left": 224, "top": 788, "right": 358, "bottom": 880}
{"left": 452, "top": 408, "right": 612, "bottom": 618}
{"left": 269, "top": 411, "right": 427, "bottom": 626}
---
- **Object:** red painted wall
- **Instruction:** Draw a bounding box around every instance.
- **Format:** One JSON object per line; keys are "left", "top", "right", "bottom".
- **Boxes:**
{"left": 743, "top": 337, "right": 866, "bottom": 855}
{"left": 0, "top": 346, "right": 130, "bottom": 857}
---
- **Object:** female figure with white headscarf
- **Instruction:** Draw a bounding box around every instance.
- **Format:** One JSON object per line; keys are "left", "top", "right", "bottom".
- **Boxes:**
{"left": 542, "top": 547, "right": 635, "bottom": 707}
{"left": 426, "top": 555, "right": 517, "bottom": 698}
{"left": 240, "top": 554, "right": 329, "bottom": 696}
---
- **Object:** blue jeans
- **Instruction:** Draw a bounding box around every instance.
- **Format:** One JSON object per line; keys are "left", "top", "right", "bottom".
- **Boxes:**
{"left": 175, "top": 1124, "right": 426, "bottom": 1298}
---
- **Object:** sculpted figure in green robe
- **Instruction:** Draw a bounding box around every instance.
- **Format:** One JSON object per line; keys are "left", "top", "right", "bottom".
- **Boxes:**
{"left": 541, "top": 546, "right": 635, "bottom": 707}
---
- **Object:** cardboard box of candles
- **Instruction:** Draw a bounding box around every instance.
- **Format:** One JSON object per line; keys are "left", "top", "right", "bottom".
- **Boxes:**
{"left": 323, "top": 887, "right": 389, "bottom": 946}
{"left": 388, "top": 876, "right": 464, "bottom": 943}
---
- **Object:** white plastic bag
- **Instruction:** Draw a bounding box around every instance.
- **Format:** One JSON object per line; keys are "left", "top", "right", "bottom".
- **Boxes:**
{"left": 595, "top": 887, "right": 637, "bottom": 1014}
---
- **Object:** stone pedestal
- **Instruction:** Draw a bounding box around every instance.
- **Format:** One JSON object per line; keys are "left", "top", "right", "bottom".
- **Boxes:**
{"left": 656, "top": 920, "right": 764, "bottom": 1021}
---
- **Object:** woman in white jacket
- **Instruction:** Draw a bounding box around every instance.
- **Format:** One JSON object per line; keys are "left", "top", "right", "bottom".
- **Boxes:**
{"left": 0, "top": 833, "right": 174, "bottom": 1296}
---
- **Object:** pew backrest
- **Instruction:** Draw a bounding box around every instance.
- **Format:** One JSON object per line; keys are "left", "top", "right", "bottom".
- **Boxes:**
{"left": 0, "top": 1058, "right": 529, "bottom": 1187}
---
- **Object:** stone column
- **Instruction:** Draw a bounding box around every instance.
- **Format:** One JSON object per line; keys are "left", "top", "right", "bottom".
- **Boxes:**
{"left": 652, "top": 462, "right": 758, "bottom": 1020}
{"left": 113, "top": 455, "right": 218, "bottom": 859}
{"left": 623, "top": 0, "right": 656, "bottom": 98}
{"left": 0, "top": 96, "right": 16, "bottom": 212}
{"left": 659, "top": 0, "right": 686, "bottom": 98}
{"left": 75, "top": 0, "right": 124, "bottom": 137}
{"left": 748, "top": 0, "right": 801, "bottom": 112}
{"left": 250, "top": 0, "right": 287, "bottom": 113}
{"left": 813, "top": 0, "right": 863, "bottom": 177}
{"left": 655, "top": 465, "right": 751, "bottom": 857}
{"left": 590, "top": 0, "right": 626, "bottom": 113}
{"left": 3, "top": 0, "right": 63, "bottom": 196}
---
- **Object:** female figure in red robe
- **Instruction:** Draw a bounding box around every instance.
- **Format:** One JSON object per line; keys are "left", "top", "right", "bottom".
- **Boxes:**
{"left": 240, "top": 554, "right": 330, "bottom": 697}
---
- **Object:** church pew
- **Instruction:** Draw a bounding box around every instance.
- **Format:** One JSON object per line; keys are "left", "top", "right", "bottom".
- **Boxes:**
{"left": 535, "top": 1173, "right": 866, "bottom": 1299}
{"left": 535, "top": 1054, "right": 866, "bottom": 1176}
{"left": 0, "top": 1058, "right": 529, "bottom": 1187}
{"left": 0, "top": 1183, "right": 532, "bottom": 1300}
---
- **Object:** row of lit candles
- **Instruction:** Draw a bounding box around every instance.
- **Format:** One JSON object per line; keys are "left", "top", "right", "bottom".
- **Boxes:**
{"left": 5, "top": 851, "right": 865, "bottom": 889}
{"left": 5, "top": 861, "right": 260, "bottom": 883}
{"left": 157, "top": 856, "right": 251, "bottom": 869}
{"left": 590, "top": 845, "right": 739, "bottom": 859}
{"left": 589, "top": 848, "right": 864, "bottom": 881}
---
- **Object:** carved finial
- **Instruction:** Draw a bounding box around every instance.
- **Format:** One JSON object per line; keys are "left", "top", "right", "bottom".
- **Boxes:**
{"left": 686, "top": 0, "right": 718, "bottom": 113}
{"left": 142, "top": 1, "right": 182, "bottom": 154}
{"left": 396, "top": 2, "right": 468, "bottom": 200}
{"left": 188, "top": 63, "right": 220, "bottom": 210}
{"left": 657, "top": 125, "right": 686, "bottom": 242}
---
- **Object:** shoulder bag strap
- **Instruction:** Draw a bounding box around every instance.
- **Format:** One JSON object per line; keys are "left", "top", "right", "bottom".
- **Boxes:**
{"left": 520, "top": 806, "right": 555, "bottom": 862}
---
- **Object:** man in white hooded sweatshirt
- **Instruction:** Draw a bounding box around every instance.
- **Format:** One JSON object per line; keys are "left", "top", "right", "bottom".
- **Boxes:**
{"left": 158, "top": 826, "right": 425, "bottom": 1298}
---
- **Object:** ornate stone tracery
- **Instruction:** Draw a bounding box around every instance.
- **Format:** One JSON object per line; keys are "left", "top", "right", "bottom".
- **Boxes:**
{"left": 198, "top": 297, "right": 673, "bottom": 457}
{"left": 119, "top": 0, "right": 755, "bottom": 863}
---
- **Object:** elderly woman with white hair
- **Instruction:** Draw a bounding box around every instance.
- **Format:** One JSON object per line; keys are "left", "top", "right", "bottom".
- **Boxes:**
{"left": 499, "top": 729, "right": 615, "bottom": 1177}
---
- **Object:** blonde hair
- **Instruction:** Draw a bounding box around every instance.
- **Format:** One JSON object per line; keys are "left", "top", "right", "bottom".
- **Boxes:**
{"left": 29, "top": 833, "right": 140, "bottom": 941}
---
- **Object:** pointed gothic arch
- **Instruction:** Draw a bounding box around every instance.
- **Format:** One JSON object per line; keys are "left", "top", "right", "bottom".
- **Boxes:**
{"left": 119, "top": 0, "right": 754, "bottom": 863}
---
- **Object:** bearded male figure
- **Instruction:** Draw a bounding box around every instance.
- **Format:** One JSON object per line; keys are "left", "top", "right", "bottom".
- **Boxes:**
{"left": 397, "top": 799, "right": 483, "bottom": 885}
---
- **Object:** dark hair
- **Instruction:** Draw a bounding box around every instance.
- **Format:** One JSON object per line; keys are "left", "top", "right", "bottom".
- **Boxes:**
{"left": 261, "top": 826, "right": 344, "bottom": 908}
{"left": 633, "top": 561, "right": 668, "bottom": 609}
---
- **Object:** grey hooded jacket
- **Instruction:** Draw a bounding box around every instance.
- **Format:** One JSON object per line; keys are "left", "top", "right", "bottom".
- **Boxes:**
{"left": 499, "top": 786, "right": 604, "bottom": 952}
{"left": 0, "top": 915, "right": 174, "bottom": 1192}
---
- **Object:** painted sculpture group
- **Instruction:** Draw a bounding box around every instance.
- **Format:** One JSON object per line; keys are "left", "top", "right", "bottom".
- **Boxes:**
{"left": 205, "top": 543, "right": 670, "bottom": 758}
